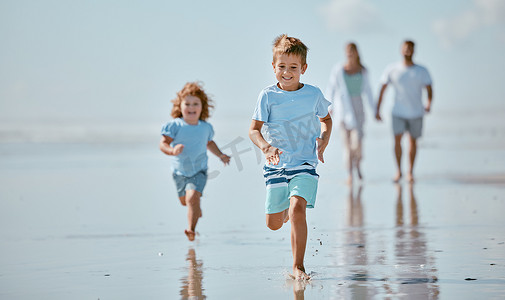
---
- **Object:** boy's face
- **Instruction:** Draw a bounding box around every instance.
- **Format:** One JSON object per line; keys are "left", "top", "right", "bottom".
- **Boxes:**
{"left": 181, "top": 95, "right": 202, "bottom": 124}
{"left": 272, "top": 53, "right": 307, "bottom": 91}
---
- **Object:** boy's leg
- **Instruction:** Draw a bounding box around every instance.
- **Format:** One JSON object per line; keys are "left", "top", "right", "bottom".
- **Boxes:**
{"left": 266, "top": 209, "right": 289, "bottom": 231}
{"left": 179, "top": 196, "right": 186, "bottom": 206}
{"left": 185, "top": 189, "right": 202, "bottom": 241}
{"left": 289, "top": 195, "right": 309, "bottom": 280}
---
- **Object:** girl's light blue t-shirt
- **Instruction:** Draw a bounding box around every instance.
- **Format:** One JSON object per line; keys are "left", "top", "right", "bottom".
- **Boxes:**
{"left": 252, "top": 83, "right": 331, "bottom": 169}
{"left": 161, "top": 118, "right": 214, "bottom": 177}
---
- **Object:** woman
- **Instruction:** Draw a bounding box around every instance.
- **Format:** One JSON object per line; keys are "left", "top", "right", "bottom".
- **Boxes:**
{"left": 326, "top": 43, "right": 375, "bottom": 185}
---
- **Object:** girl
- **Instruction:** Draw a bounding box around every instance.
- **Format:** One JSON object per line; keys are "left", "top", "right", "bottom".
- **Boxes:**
{"left": 160, "top": 82, "right": 230, "bottom": 241}
{"left": 326, "top": 43, "right": 375, "bottom": 185}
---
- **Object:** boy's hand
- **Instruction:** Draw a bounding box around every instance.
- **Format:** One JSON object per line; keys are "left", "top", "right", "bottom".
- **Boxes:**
{"left": 220, "top": 154, "right": 231, "bottom": 165}
{"left": 316, "top": 137, "right": 328, "bottom": 163}
{"left": 172, "top": 144, "right": 184, "bottom": 156}
{"left": 263, "top": 145, "right": 282, "bottom": 165}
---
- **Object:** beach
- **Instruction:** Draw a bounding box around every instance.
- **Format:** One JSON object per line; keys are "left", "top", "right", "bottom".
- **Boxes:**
{"left": 1, "top": 106, "right": 504, "bottom": 299}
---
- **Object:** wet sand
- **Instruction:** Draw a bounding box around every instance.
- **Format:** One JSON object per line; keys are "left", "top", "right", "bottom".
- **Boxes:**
{"left": 1, "top": 108, "right": 504, "bottom": 299}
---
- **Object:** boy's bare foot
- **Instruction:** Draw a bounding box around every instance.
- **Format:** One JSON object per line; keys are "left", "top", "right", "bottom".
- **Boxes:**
{"left": 393, "top": 172, "right": 402, "bottom": 183}
{"left": 292, "top": 266, "right": 310, "bottom": 281}
{"left": 184, "top": 229, "right": 196, "bottom": 241}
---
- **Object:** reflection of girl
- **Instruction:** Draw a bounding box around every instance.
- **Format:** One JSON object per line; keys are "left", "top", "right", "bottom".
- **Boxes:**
{"left": 180, "top": 248, "right": 206, "bottom": 299}
{"left": 326, "top": 43, "right": 375, "bottom": 184}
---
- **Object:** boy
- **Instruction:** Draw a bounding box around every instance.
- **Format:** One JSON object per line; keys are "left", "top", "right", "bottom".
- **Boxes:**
{"left": 249, "top": 34, "right": 332, "bottom": 280}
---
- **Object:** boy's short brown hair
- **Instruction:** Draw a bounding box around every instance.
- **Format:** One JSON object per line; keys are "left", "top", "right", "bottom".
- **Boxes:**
{"left": 171, "top": 81, "right": 214, "bottom": 121}
{"left": 272, "top": 34, "right": 309, "bottom": 66}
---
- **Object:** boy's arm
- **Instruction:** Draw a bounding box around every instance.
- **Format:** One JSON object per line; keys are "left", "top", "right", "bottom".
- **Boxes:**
{"left": 159, "top": 135, "right": 183, "bottom": 156}
{"left": 249, "top": 120, "right": 281, "bottom": 165}
{"left": 316, "top": 113, "right": 332, "bottom": 163}
{"left": 207, "top": 140, "right": 230, "bottom": 165}
{"left": 375, "top": 83, "right": 388, "bottom": 121}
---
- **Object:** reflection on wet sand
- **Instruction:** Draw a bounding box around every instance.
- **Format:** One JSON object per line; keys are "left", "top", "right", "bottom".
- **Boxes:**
{"left": 292, "top": 280, "right": 307, "bottom": 300}
{"left": 342, "top": 184, "right": 377, "bottom": 298}
{"left": 393, "top": 183, "right": 439, "bottom": 299}
{"left": 337, "top": 183, "right": 439, "bottom": 299}
{"left": 180, "top": 247, "right": 206, "bottom": 300}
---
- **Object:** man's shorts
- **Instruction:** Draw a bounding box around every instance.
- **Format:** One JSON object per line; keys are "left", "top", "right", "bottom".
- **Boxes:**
{"left": 263, "top": 165, "right": 319, "bottom": 214}
{"left": 172, "top": 170, "right": 207, "bottom": 197}
{"left": 392, "top": 116, "right": 423, "bottom": 139}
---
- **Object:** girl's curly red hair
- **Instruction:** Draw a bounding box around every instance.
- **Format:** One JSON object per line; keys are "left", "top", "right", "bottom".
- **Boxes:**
{"left": 171, "top": 82, "right": 214, "bottom": 121}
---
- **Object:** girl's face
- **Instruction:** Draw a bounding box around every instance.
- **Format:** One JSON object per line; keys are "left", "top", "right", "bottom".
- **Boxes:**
{"left": 181, "top": 95, "right": 202, "bottom": 125}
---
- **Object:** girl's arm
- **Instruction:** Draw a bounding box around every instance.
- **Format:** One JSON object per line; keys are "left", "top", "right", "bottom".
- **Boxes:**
{"left": 207, "top": 140, "right": 230, "bottom": 165}
{"left": 316, "top": 113, "right": 332, "bottom": 163}
{"left": 159, "top": 135, "right": 184, "bottom": 156}
{"left": 249, "top": 120, "right": 281, "bottom": 165}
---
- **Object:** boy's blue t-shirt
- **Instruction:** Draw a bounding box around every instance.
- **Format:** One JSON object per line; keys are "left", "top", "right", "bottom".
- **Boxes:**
{"left": 252, "top": 83, "right": 331, "bottom": 169}
{"left": 161, "top": 118, "right": 214, "bottom": 177}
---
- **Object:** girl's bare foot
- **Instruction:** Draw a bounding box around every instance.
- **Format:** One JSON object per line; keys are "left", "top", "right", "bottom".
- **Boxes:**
{"left": 184, "top": 229, "right": 196, "bottom": 241}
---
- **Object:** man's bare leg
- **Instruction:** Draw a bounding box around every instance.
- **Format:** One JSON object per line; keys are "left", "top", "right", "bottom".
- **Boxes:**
{"left": 393, "top": 134, "right": 403, "bottom": 182}
{"left": 289, "top": 196, "right": 309, "bottom": 280}
{"left": 407, "top": 135, "right": 417, "bottom": 183}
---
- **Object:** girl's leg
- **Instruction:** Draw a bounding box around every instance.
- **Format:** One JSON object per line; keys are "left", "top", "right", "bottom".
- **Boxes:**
{"left": 354, "top": 132, "right": 363, "bottom": 181}
{"left": 289, "top": 195, "right": 309, "bottom": 280}
{"left": 185, "top": 189, "right": 202, "bottom": 241}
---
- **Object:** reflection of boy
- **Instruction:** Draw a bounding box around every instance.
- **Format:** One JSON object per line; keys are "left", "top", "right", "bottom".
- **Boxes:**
{"left": 249, "top": 34, "right": 332, "bottom": 280}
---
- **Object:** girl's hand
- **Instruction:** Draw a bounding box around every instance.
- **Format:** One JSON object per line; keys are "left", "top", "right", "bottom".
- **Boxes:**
{"left": 264, "top": 146, "right": 282, "bottom": 166}
{"left": 316, "top": 137, "right": 328, "bottom": 163}
{"left": 172, "top": 144, "right": 184, "bottom": 156}
{"left": 220, "top": 154, "right": 231, "bottom": 165}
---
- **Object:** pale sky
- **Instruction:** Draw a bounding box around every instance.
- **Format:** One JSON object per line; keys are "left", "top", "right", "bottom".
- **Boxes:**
{"left": 1, "top": 0, "right": 504, "bottom": 126}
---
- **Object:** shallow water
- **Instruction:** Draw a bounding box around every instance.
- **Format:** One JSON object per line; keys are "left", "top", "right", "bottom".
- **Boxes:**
{"left": 1, "top": 108, "right": 505, "bottom": 299}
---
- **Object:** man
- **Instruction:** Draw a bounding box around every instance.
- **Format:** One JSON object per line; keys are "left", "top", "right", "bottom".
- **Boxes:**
{"left": 376, "top": 40, "right": 433, "bottom": 183}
